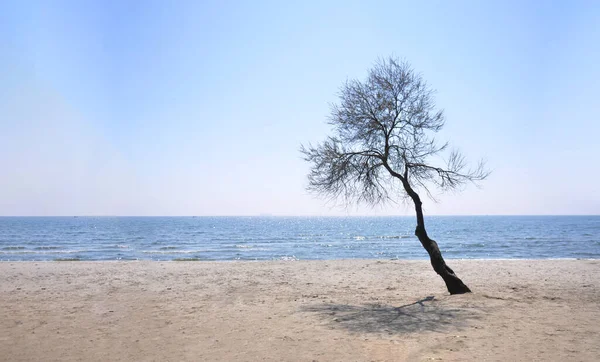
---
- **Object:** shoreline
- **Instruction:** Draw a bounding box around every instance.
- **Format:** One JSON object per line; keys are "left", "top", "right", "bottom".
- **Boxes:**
{"left": 2, "top": 257, "right": 598, "bottom": 262}
{"left": 1, "top": 259, "right": 599, "bottom": 361}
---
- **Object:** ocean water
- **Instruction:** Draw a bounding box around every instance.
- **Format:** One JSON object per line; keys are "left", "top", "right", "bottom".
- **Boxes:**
{"left": 0, "top": 216, "right": 598, "bottom": 261}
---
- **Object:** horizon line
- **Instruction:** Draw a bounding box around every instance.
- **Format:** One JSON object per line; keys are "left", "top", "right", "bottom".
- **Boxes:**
{"left": 0, "top": 214, "right": 599, "bottom": 217}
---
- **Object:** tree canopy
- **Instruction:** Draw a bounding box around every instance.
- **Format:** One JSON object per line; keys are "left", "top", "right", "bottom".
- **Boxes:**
{"left": 302, "top": 57, "right": 488, "bottom": 207}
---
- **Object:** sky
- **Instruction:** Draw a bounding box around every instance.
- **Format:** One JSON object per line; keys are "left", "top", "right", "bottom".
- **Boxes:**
{"left": 0, "top": 0, "right": 599, "bottom": 216}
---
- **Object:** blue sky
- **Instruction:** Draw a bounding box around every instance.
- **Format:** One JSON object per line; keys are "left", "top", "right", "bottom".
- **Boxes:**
{"left": 1, "top": 0, "right": 599, "bottom": 216}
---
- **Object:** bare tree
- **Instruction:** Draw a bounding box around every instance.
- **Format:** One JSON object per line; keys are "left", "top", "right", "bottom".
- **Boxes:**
{"left": 301, "top": 57, "right": 489, "bottom": 294}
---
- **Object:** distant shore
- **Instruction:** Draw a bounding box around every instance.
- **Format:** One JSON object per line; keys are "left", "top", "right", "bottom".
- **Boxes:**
{"left": 1, "top": 260, "right": 599, "bottom": 361}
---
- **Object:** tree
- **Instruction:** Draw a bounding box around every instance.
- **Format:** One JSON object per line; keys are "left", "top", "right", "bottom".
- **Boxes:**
{"left": 301, "top": 57, "right": 489, "bottom": 294}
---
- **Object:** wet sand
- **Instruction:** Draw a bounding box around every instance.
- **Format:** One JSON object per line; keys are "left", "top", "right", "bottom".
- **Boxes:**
{"left": 1, "top": 260, "right": 599, "bottom": 361}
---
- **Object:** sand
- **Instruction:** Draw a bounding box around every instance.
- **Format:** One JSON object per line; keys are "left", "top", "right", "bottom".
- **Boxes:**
{"left": 0, "top": 259, "right": 599, "bottom": 361}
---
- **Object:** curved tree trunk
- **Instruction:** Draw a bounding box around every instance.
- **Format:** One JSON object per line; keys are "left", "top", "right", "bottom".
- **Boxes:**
{"left": 414, "top": 224, "right": 471, "bottom": 294}
{"left": 403, "top": 182, "right": 471, "bottom": 294}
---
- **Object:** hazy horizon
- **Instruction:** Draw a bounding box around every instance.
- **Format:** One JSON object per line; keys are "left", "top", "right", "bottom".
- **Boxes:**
{"left": 2, "top": 1, "right": 599, "bottom": 216}
{"left": 1, "top": 214, "right": 599, "bottom": 218}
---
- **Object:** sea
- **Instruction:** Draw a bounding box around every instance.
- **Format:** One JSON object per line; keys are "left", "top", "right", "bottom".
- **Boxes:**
{"left": 0, "top": 216, "right": 598, "bottom": 261}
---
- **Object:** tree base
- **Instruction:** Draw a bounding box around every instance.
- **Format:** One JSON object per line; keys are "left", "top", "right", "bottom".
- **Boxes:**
{"left": 415, "top": 226, "right": 472, "bottom": 295}
{"left": 440, "top": 266, "right": 471, "bottom": 294}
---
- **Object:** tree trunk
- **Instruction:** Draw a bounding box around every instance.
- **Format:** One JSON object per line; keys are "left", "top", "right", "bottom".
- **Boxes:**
{"left": 414, "top": 224, "right": 471, "bottom": 294}
{"left": 403, "top": 182, "right": 471, "bottom": 294}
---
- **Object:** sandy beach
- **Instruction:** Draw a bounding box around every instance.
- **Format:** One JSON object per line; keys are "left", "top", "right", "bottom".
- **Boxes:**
{"left": 1, "top": 260, "right": 599, "bottom": 361}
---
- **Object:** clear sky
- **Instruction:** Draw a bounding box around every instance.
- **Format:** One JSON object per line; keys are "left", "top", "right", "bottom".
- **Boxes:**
{"left": 1, "top": 0, "right": 599, "bottom": 216}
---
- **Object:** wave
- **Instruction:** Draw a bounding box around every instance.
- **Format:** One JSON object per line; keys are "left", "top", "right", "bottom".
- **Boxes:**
{"left": 351, "top": 235, "right": 412, "bottom": 240}
{"left": 34, "top": 246, "right": 62, "bottom": 250}
{"left": 142, "top": 250, "right": 200, "bottom": 254}
{"left": 0, "top": 249, "right": 85, "bottom": 254}
{"left": 159, "top": 246, "right": 178, "bottom": 250}
{"left": 2, "top": 246, "right": 26, "bottom": 250}
{"left": 464, "top": 243, "right": 486, "bottom": 248}
{"left": 144, "top": 247, "right": 261, "bottom": 254}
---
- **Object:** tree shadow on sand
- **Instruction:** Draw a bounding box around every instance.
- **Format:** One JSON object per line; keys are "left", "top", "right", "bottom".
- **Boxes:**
{"left": 301, "top": 296, "right": 482, "bottom": 335}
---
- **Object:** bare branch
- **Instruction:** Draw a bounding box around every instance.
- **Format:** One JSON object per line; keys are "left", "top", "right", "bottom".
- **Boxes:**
{"left": 300, "top": 139, "right": 391, "bottom": 206}
{"left": 302, "top": 56, "right": 490, "bottom": 207}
